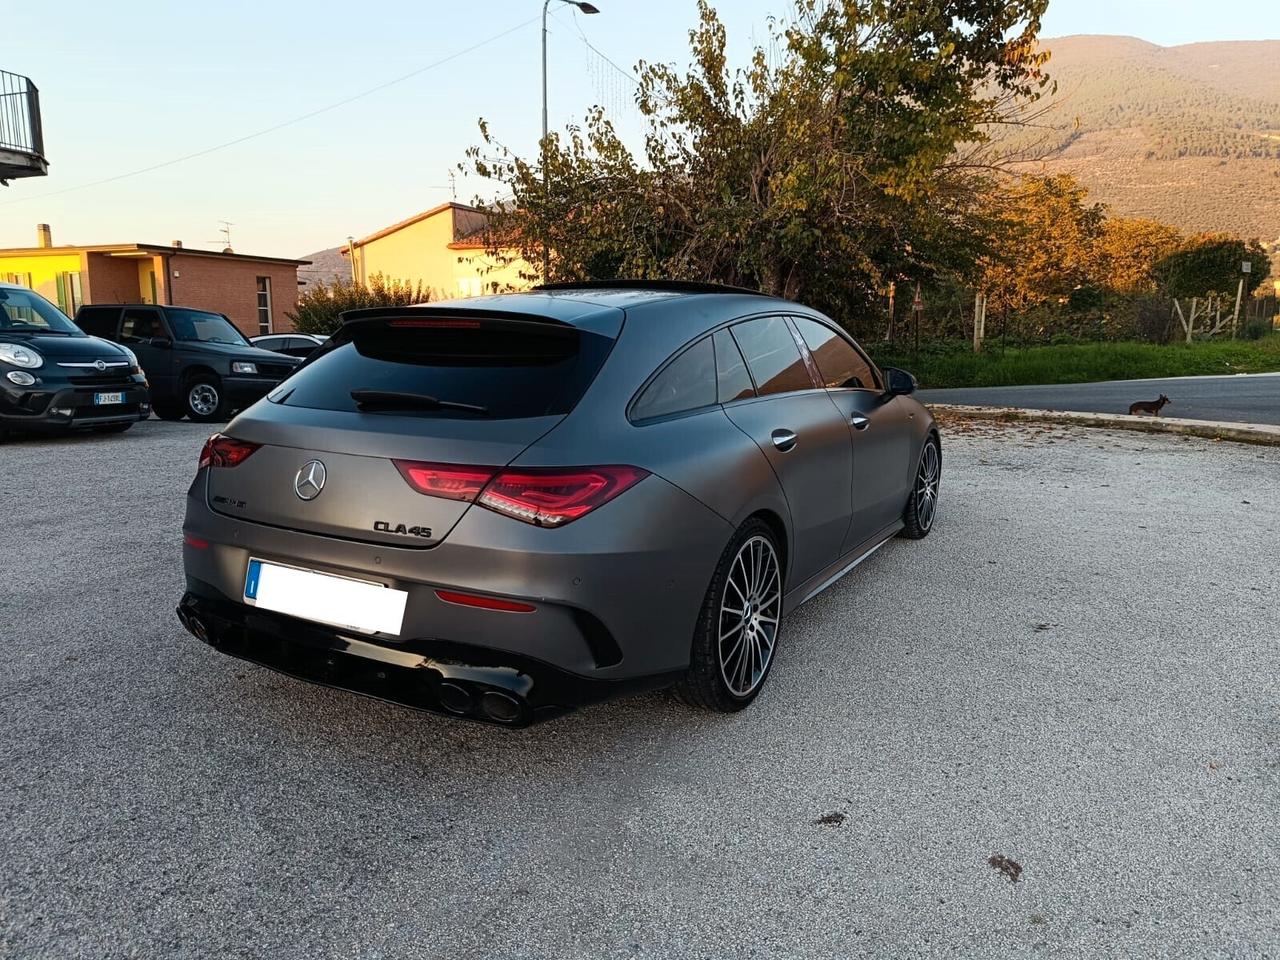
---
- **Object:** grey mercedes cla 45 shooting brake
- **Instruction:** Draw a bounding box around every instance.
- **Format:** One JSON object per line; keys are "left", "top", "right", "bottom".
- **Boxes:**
{"left": 178, "top": 281, "right": 941, "bottom": 726}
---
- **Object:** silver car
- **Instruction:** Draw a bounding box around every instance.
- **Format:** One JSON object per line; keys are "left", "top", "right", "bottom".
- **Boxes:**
{"left": 178, "top": 282, "right": 940, "bottom": 726}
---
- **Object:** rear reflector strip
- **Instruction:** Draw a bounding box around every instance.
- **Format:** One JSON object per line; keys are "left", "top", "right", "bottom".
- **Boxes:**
{"left": 434, "top": 590, "right": 536, "bottom": 614}
{"left": 183, "top": 534, "right": 209, "bottom": 549}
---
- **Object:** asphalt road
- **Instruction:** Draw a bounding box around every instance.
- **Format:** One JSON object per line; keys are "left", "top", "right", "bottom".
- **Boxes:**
{"left": 919, "top": 371, "right": 1280, "bottom": 425}
{"left": 2, "top": 420, "right": 1278, "bottom": 959}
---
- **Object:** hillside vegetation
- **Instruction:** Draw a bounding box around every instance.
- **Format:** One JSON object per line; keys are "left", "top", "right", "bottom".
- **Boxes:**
{"left": 1017, "top": 37, "right": 1280, "bottom": 242}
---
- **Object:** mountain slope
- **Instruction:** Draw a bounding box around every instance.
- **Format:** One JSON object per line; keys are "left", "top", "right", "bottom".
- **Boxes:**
{"left": 1017, "top": 36, "right": 1280, "bottom": 243}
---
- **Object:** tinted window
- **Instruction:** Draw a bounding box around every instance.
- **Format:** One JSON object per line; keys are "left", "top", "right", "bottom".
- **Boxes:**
{"left": 0, "top": 286, "right": 80, "bottom": 333}
{"left": 275, "top": 321, "right": 613, "bottom": 420}
{"left": 254, "top": 336, "right": 284, "bottom": 351}
{"left": 121, "top": 308, "right": 166, "bottom": 343}
{"left": 730, "top": 316, "right": 813, "bottom": 397}
{"left": 631, "top": 336, "right": 717, "bottom": 422}
{"left": 168, "top": 309, "right": 250, "bottom": 346}
{"left": 793, "top": 316, "right": 880, "bottom": 390}
{"left": 76, "top": 306, "right": 120, "bottom": 338}
{"left": 713, "top": 328, "right": 755, "bottom": 403}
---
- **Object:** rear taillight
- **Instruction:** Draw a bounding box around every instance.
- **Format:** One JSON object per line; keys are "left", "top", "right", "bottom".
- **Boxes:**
{"left": 392, "top": 460, "right": 648, "bottom": 527}
{"left": 198, "top": 434, "right": 261, "bottom": 470}
{"left": 392, "top": 461, "right": 498, "bottom": 501}
{"left": 478, "top": 466, "right": 648, "bottom": 527}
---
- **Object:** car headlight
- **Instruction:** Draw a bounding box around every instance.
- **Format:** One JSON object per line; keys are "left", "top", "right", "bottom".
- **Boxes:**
{"left": 0, "top": 343, "right": 43, "bottom": 369}
{"left": 6, "top": 370, "right": 36, "bottom": 386}
{"left": 231, "top": 362, "right": 258, "bottom": 375}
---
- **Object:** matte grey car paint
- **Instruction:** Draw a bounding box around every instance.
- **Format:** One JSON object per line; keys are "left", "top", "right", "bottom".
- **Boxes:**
{"left": 182, "top": 286, "right": 936, "bottom": 705}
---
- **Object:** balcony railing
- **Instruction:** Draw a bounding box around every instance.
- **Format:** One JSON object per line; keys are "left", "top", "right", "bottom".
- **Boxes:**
{"left": 0, "top": 70, "right": 47, "bottom": 180}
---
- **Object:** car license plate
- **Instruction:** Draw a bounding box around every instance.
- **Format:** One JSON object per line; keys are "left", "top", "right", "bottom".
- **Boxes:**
{"left": 94, "top": 392, "right": 125, "bottom": 405}
{"left": 243, "top": 558, "right": 407, "bottom": 636}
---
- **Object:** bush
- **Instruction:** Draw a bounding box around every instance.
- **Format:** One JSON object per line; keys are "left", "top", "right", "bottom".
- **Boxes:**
{"left": 1241, "top": 318, "right": 1272, "bottom": 340}
{"left": 287, "top": 274, "right": 432, "bottom": 336}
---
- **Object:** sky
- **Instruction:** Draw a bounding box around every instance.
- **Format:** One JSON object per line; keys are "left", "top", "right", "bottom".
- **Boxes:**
{"left": 2, "top": 0, "right": 1275, "bottom": 259}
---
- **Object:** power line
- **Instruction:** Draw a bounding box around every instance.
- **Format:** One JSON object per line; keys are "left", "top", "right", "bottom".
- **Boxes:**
{"left": 2, "top": 15, "right": 540, "bottom": 207}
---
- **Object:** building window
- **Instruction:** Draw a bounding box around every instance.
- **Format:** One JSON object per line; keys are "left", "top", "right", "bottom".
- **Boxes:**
{"left": 3, "top": 272, "right": 33, "bottom": 288}
{"left": 55, "top": 271, "right": 83, "bottom": 316}
{"left": 256, "top": 276, "right": 272, "bottom": 335}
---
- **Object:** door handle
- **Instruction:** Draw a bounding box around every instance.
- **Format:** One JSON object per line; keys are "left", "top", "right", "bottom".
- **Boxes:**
{"left": 850, "top": 415, "right": 870, "bottom": 431}
{"left": 771, "top": 428, "right": 798, "bottom": 452}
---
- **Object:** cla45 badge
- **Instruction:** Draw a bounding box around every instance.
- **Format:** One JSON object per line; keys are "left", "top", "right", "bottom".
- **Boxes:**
{"left": 374, "top": 521, "right": 433, "bottom": 539}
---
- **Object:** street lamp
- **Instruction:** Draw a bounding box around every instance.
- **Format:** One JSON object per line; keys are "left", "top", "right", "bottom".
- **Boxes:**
{"left": 542, "top": 0, "right": 599, "bottom": 278}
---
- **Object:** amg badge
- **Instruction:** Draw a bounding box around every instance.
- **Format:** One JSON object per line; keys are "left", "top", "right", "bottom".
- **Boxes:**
{"left": 374, "top": 521, "right": 433, "bottom": 539}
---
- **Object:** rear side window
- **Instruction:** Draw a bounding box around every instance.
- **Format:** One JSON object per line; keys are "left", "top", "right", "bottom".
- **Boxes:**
{"left": 792, "top": 316, "right": 880, "bottom": 390}
{"left": 76, "top": 306, "right": 120, "bottom": 338}
{"left": 275, "top": 320, "right": 614, "bottom": 420}
{"left": 713, "top": 328, "right": 755, "bottom": 403}
{"left": 120, "top": 308, "right": 166, "bottom": 343}
{"left": 730, "top": 316, "right": 813, "bottom": 397}
{"left": 631, "top": 336, "right": 717, "bottom": 422}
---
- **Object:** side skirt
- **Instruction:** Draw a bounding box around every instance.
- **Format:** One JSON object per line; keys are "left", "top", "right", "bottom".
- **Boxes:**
{"left": 783, "top": 521, "right": 903, "bottom": 613}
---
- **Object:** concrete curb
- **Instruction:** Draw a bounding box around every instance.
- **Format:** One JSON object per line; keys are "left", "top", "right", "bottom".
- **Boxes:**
{"left": 927, "top": 404, "right": 1280, "bottom": 447}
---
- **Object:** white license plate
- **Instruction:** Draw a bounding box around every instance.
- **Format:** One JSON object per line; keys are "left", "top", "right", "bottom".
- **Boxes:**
{"left": 243, "top": 558, "right": 408, "bottom": 636}
{"left": 94, "top": 392, "right": 125, "bottom": 405}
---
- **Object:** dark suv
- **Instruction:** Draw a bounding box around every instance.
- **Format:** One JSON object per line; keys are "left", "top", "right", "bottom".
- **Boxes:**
{"left": 76, "top": 304, "right": 300, "bottom": 422}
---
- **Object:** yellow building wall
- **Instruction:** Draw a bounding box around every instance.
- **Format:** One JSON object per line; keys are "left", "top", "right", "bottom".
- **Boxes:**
{"left": 354, "top": 212, "right": 458, "bottom": 299}
{"left": 354, "top": 209, "right": 534, "bottom": 300}
{"left": 0, "top": 253, "right": 85, "bottom": 310}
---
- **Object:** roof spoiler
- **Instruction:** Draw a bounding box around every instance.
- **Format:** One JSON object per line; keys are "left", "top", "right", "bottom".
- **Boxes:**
{"left": 534, "top": 279, "right": 766, "bottom": 297}
{"left": 339, "top": 305, "right": 573, "bottom": 328}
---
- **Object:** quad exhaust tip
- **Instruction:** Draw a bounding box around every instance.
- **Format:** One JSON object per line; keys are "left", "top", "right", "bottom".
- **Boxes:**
{"left": 478, "top": 690, "right": 524, "bottom": 724}
{"left": 437, "top": 681, "right": 474, "bottom": 715}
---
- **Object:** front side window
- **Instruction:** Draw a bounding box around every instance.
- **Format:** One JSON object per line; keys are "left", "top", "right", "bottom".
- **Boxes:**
{"left": 168, "top": 309, "right": 250, "bottom": 346}
{"left": 729, "top": 316, "right": 813, "bottom": 397}
{"left": 631, "top": 336, "right": 718, "bottom": 422}
{"left": 120, "top": 308, "right": 167, "bottom": 343}
{"left": 792, "top": 316, "right": 880, "bottom": 390}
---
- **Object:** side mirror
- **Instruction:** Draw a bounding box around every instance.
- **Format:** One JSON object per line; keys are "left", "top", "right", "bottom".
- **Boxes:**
{"left": 883, "top": 366, "right": 917, "bottom": 397}
{"left": 150, "top": 337, "right": 173, "bottom": 349}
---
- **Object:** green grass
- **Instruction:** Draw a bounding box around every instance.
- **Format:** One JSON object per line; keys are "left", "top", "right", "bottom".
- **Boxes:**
{"left": 867, "top": 335, "right": 1280, "bottom": 389}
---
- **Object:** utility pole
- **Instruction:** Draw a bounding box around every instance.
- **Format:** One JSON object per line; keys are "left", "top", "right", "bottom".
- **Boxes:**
{"left": 911, "top": 283, "right": 923, "bottom": 365}
{"left": 347, "top": 235, "right": 357, "bottom": 286}
{"left": 1232, "top": 260, "right": 1252, "bottom": 338}
{"left": 541, "top": 0, "right": 601, "bottom": 281}
{"left": 884, "top": 282, "right": 896, "bottom": 342}
{"left": 973, "top": 291, "right": 986, "bottom": 353}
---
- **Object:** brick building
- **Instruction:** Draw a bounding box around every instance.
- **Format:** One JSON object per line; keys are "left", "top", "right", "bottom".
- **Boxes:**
{"left": 0, "top": 225, "right": 309, "bottom": 337}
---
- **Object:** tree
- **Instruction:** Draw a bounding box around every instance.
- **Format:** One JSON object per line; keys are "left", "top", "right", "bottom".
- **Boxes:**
{"left": 978, "top": 174, "right": 1105, "bottom": 316}
{"left": 1095, "top": 217, "right": 1183, "bottom": 294}
{"left": 287, "top": 274, "right": 432, "bottom": 336}
{"left": 465, "top": 0, "right": 1052, "bottom": 328}
{"left": 1154, "top": 234, "right": 1271, "bottom": 300}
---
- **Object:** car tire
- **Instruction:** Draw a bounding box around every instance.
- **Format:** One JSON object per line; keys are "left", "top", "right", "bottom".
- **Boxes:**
{"left": 675, "top": 518, "right": 784, "bottom": 713}
{"left": 92, "top": 422, "right": 133, "bottom": 434}
{"left": 152, "top": 399, "right": 186, "bottom": 421}
{"left": 184, "top": 376, "right": 225, "bottom": 423}
{"left": 901, "top": 435, "right": 940, "bottom": 540}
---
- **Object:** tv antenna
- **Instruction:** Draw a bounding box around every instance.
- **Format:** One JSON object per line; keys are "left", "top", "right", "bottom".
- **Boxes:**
{"left": 208, "top": 220, "right": 234, "bottom": 252}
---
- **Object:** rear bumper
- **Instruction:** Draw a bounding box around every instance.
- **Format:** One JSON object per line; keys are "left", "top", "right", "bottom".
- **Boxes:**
{"left": 177, "top": 587, "right": 678, "bottom": 727}
{"left": 0, "top": 380, "right": 150, "bottom": 429}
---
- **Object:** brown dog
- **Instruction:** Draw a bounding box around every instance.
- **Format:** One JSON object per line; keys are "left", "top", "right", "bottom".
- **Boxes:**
{"left": 1128, "top": 394, "right": 1170, "bottom": 416}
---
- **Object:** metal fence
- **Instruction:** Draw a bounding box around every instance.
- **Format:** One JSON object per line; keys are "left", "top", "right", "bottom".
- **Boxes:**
{"left": 0, "top": 70, "right": 44, "bottom": 158}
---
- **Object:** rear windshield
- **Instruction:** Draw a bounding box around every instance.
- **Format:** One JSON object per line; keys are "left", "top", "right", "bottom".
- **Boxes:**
{"left": 271, "top": 321, "right": 614, "bottom": 419}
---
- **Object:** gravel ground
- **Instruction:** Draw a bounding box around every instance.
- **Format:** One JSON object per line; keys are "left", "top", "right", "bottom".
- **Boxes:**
{"left": 1, "top": 419, "right": 1277, "bottom": 959}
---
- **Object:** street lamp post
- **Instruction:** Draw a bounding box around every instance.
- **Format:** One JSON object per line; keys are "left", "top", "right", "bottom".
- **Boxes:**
{"left": 541, "top": 0, "right": 599, "bottom": 279}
